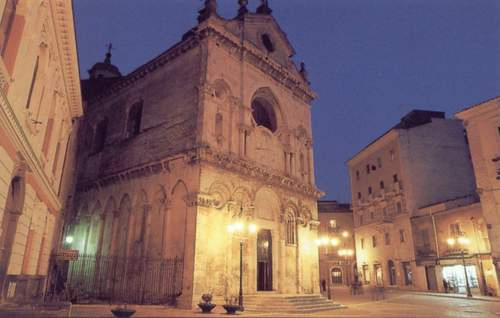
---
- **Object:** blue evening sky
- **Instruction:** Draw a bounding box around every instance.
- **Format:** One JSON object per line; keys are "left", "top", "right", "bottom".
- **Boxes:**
{"left": 73, "top": 0, "right": 500, "bottom": 203}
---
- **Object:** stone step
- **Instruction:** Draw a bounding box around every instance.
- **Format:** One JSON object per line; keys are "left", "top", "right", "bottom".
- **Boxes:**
{"left": 237, "top": 293, "right": 345, "bottom": 313}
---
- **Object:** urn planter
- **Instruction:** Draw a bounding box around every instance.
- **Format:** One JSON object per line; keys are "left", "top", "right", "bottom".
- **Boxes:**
{"left": 198, "top": 302, "right": 216, "bottom": 313}
{"left": 222, "top": 304, "right": 241, "bottom": 315}
{"left": 111, "top": 306, "right": 136, "bottom": 318}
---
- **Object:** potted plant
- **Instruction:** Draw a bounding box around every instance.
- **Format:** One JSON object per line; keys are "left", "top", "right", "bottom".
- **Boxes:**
{"left": 111, "top": 304, "right": 136, "bottom": 318}
{"left": 198, "top": 293, "right": 216, "bottom": 313}
{"left": 222, "top": 296, "right": 242, "bottom": 314}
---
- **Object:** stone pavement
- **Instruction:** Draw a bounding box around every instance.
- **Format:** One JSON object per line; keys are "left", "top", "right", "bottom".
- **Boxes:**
{"left": 2, "top": 289, "right": 500, "bottom": 318}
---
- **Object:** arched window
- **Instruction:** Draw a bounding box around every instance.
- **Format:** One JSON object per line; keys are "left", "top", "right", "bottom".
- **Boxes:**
{"left": 285, "top": 213, "right": 296, "bottom": 245}
{"left": 251, "top": 99, "right": 277, "bottom": 132}
{"left": 127, "top": 102, "right": 143, "bottom": 138}
{"left": 331, "top": 267, "right": 343, "bottom": 284}
{"left": 92, "top": 118, "right": 108, "bottom": 153}
{"left": 215, "top": 113, "right": 223, "bottom": 143}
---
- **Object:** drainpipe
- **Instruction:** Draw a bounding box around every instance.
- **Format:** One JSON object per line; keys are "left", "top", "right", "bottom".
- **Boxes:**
{"left": 431, "top": 212, "right": 440, "bottom": 259}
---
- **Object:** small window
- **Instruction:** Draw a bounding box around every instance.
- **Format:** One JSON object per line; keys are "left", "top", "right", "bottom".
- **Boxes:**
{"left": 360, "top": 238, "right": 365, "bottom": 249}
{"left": 399, "top": 229, "right": 406, "bottom": 243}
{"left": 215, "top": 112, "right": 223, "bottom": 142}
{"left": 261, "top": 33, "right": 275, "bottom": 53}
{"left": 92, "top": 118, "right": 108, "bottom": 153}
{"left": 356, "top": 170, "right": 360, "bottom": 180}
{"left": 366, "top": 164, "right": 370, "bottom": 174}
{"left": 329, "top": 219, "right": 337, "bottom": 229}
{"left": 497, "top": 126, "right": 500, "bottom": 136}
{"left": 285, "top": 214, "right": 296, "bottom": 245}
{"left": 377, "top": 157, "right": 382, "bottom": 168}
{"left": 396, "top": 202, "right": 402, "bottom": 214}
{"left": 390, "top": 150, "right": 395, "bottom": 161}
{"left": 385, "top": 232, "right": 390, "bottom": 245}
{"left": 393, "top": 174, "right": 398, "bottom": 183}
{"left": 450, "top": 223, "right": 461, "bottom": 236}
{"left": 370, "top": 211, "right": 374, "bottom": 220}
{"left": 380, "top": 181, "right": 385, "bottom": 189}
{"left": 372, "top": 235, "right": 377, "bottom": 247}
{"left": 357, "top": 192, "right": 362, "bottom": 199}
{"left": 127, "top": 102, "right": 143, "bottom": 138}
{"left": 368, "top": 187, "right": 372, "bottom": 195}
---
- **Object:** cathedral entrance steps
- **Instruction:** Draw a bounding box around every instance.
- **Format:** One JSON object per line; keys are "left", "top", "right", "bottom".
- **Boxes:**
{"left": 242, "top": 294, "right": 345, "bottom": 313}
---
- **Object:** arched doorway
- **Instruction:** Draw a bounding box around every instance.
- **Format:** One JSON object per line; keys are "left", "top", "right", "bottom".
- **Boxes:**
{"left": 331, "top": 267, "right": 343, "bottom": 284}
{"left": 0, "top": 176, "right": 25, "bottom": 297}
{"left": 257, "top": 229, "right": 272, "bottom": 291}
{"left": 388, "top": 260, "right": 396, "bottom": 285}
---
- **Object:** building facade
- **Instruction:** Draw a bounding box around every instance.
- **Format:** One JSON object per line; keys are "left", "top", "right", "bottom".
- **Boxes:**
{"left": 456, "top": 96, "right": 500, "bottom": 291}
{"left": 317, "top": 201, "right": 355, "bottom": 292}
{"left": 413, "top": 195, "right": 499, "bottom": 296}
{"left": 65, "top": 1, "right": 322, "bottom": 308}
{"left": 347, "top": 110, "right": 478, "bottom": 292}
{"left": 0, "top": 0, "right": 82, "bottom": 302}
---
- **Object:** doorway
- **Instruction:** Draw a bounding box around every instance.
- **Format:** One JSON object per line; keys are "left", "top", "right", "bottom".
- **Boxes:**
{"left": 257, "top": 229, "right": 272, "bottom": 291}
{"left": 425, "top": 265, "right": 438, "bottom": 291}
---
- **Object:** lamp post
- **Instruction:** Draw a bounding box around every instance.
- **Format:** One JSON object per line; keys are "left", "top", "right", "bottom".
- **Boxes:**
{"left": 227, "top": 219, "right": 257, "bottom": 310}
{"left": 315, "top": 235, "right": 342, "bottom": 299}
{"left": 447, "top": 236, "right": 472, "bottom": 298}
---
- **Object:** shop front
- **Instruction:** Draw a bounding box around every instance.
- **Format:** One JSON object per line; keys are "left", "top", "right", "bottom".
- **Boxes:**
{"left": 442, "top": 264, "right": 480, "bottom": 295}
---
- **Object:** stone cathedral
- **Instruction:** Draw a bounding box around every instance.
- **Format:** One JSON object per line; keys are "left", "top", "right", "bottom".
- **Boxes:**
{"left": 66, "top": 0, "right": 322, "bottom": 308}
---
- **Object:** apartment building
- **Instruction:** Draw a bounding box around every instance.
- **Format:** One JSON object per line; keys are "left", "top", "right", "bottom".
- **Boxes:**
{"left": 347, "top": 110, "right": 477, "bottom": 293}
{"left": 317, "top": 201, "right": 355, "bottom": 293}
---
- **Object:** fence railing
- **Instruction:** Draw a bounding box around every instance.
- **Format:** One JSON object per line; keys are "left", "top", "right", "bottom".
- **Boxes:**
{"left": 47, "top": 254, "right": 183, "bottom": 305}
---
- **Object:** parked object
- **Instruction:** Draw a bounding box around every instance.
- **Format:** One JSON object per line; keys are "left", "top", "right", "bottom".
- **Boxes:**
{"left": 111, "top": 305, "right": 136, "bottom": 318}
{"left": 198, "top": 293, "right": 216, "bottom": 313}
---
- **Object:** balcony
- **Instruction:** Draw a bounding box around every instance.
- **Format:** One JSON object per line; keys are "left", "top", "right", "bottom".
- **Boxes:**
{"left": 416, "top": 247, "right": 437, "bottom": 258}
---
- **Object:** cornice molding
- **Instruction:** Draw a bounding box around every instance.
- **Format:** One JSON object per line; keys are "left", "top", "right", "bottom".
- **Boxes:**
{"left": 49, "top": 0, "right": 82, "bottom": 118}
{"left": 76, "top": 146, "right": 323, "bottom": 200}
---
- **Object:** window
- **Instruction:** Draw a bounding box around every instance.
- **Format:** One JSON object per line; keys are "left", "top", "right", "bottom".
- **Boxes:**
{"left": 359, "top": 215, "right": 364, "bottom": 225}
{"left": 362, "top": 265, "right": 370, "bottom": 284}
{"left": 215, "top": 113, "right": 223, "bottom": 143}
{"left": 372, "top": 235, "right": 377, "bottom": 248}
{"left": 285, "top": 214, "right": 296, "bottom": 245}
{"left": 366, "top": 164, "right": 370, "bottom": 174}
{"left": 25, "top": 56, "right": 39, "bottom": 109}
{"left": 399, "top": 229, "right": 406, "bottom": 243}
{"left": 356, "top": 170, "right": 360, "bottom": 180}
{"left": 390, "top": 150, "right": 395, "bottom": 161}
{"left": 252, "top": 99, "right": 277, "bottom": 132}
{"left": 393, "top": 174, "right": 398, "bottom": 183}
{"left": 377, "top": 157, "right": 382, "bottom": 168}
{"left": 357, "top": 192, "right": 361, "bottom": 199}
{"left": 92, "top": 118, "right": 108, "bottom": 153}
{"left": 370, "top": 211, "right": 374, "bottom": 220}
{"left": 385, "top": 232, "right": 390, "bottom": 245}
{"left": 380, "top": 181, "right": 385, "bottom": 189}
{"left": 402, "top": 262, "right": 413, "bottom": 285}
{"left": 360, "top": 238, "right": 365, "bottom": 249}
{"left": 329, "top": 219, "right": 337, "bottom": 229}
{"left": 396, "top": 202, "right": 402, "bottom": 214}
{"left": 420, "top": 228, "right": 430, "bottom": 250}
{"left": 331, "top": 268, "right": 342, "bottom": 284}
{"left": 368, "top": 187, "right": 372, "bottom": 195}
{"left": 127, "top": 102, "right": 143, "bottom": 138}
{"left": 498, "top": 126, "right": 500, "bottom": 136}
{"left": 261, "top": 33, "right": 275, "bottom": 53}
{"left": 450, "top": 223, "right": 461, "bottom": 236}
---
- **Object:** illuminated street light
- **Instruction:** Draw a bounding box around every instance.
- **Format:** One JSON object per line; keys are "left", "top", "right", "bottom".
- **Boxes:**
{"left": 330, "top": 238, "right": 339, "bottom": 246}
{"left": 447, "top": 235, "right": 472, "bottom": 298}
{"left": 342, "top": 231, "right": 349, "bottom": 238}
{"left": 65, "top": 235, "right": 74, "bottom": 244}
{"left": 227, "top": 218, "right": 257, "bottom": 310}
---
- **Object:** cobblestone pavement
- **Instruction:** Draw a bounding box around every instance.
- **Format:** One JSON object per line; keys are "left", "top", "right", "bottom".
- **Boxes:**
{"left": 1, "top": 289, "right": 500, "bottom": 317}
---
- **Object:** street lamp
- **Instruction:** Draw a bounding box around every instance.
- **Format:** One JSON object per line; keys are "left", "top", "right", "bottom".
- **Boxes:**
{"left": 227, "top": 218, "right": 257, "bottom": 310}
{"left": 447, "top": 236, "right": 472, "bottom": 298}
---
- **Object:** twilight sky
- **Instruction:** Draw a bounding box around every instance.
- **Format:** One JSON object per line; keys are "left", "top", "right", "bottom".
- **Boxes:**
{"left": 73, "top": 0, "right": 500, "bottom": 202}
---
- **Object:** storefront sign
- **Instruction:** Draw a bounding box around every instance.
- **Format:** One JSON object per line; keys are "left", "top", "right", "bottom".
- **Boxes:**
{"left": 56, "top": 249, "right": 79, "bottom": 261}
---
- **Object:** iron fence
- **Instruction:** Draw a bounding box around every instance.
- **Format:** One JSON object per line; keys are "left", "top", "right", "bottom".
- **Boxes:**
{"left": 48, "top": 254, "right": 183, "bottom": 305}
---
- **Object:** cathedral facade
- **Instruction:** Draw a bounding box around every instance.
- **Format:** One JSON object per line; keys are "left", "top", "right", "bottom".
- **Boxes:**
{"left": 68, "top": 1, "right": 322, "bottom": 308}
